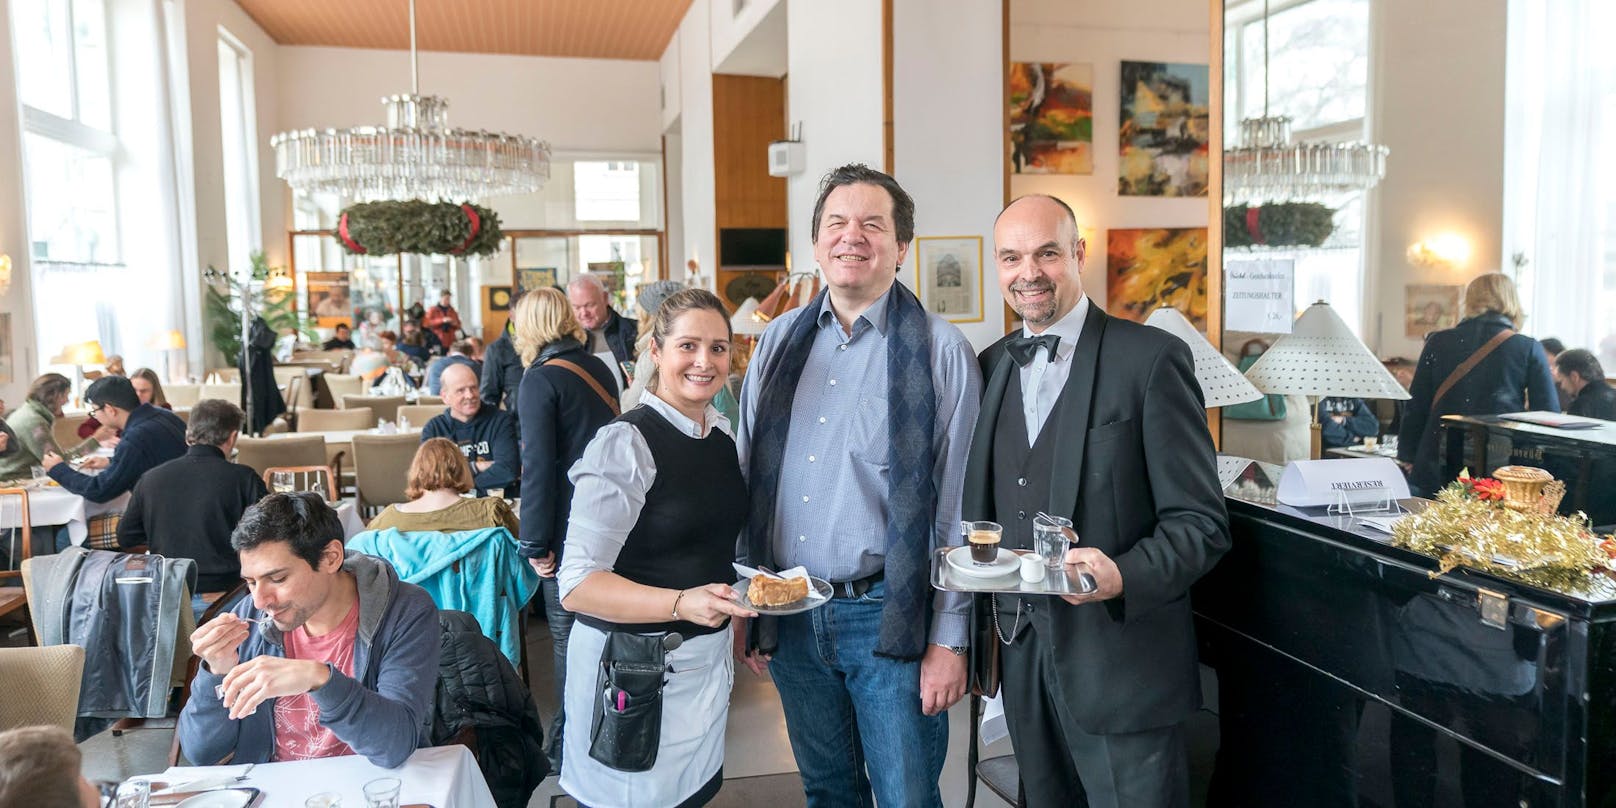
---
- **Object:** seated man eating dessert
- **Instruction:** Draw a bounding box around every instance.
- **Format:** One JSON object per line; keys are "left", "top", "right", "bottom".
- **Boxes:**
{"left": 177, "top": 492, "right": 441, "bottom": 768}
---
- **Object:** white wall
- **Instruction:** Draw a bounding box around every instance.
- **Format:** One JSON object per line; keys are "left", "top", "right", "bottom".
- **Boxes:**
{"left": 784, "top": 0, "right": 885, "bottom": 290}
{"left": 894, "top": 0, "right": 1006, "bottom": 349}
{"left": 1368, "top": 0, "right": 1507, "bottom": 359}
{"left": 0, "top": 0, "right": 33, "bottom": 403}
{"left": 660, "top": 27, "right": 682, "bottom": 131}
{"left": 1011, "top": 0, "right": 1210, "bottom": 313}
{"left": 711, "top": 0, "right": 787, "bottom": 78}
{"left": 673, "top": 2, "right": 717, "bottom": 282}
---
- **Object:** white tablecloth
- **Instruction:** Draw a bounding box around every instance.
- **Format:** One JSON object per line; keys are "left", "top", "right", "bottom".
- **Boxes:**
{"left": 0, "top": 485, "right": 129, "bottom": 545}
{"left": 158, "top": 745, "right": 495, "bottom": 808}
{"left": 334, "top": 499, "right": 366, "bottom": 539}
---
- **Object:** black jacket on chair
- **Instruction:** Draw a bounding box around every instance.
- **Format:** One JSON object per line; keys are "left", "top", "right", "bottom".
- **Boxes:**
{"left": 961, "top": 305, "right": 1230, "bottom": 734}
{"left": 432, "top": 610, "right": 547, "bottom": 808}
{"left": 516, "top": 340, "right": 618, "bottom": 562}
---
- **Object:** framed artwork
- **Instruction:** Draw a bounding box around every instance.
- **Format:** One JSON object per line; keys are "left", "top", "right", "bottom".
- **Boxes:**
{"left": 1009, "top": 62, "right": 1094, "bottom": 174}
{"left": 305, "top": 272, "right": 352, "bottom": 329}
{"left": 1119, "top": 61, "right": 1210, "bottom": 197}
{"left": 1106, "top": 228, "right": 1209, "bottom": 329}
{"left": 1405, "top": 284, "right": 1462, "bottom": 338}
{"left": 913, "top": 236, "right": 984, "bottom": 323}
{"left": 486, "top": 286, "right": 513, "bottom": 312}
{"left": 0, "top": 313, "right": 11, "bottom": 384}
{"left": 516, "top": 267, "right": 557, "bottom": 297}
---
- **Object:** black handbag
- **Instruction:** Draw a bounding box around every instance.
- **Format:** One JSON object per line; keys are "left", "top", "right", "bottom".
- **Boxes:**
{"left": 588, "top": 631, "right": 678, "bottom": 772}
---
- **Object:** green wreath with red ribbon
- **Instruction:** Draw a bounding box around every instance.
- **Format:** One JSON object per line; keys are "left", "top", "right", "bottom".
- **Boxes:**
{"left": 1223, "top": 202, "right": 1335, "bottom": 249}
{"left": 337, "top": 200, "right": 503, "bottom": 257}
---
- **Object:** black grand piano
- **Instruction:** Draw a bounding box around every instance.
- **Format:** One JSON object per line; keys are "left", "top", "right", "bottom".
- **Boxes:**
{"left": 1199, "top": 459, "right": 1616, "bottom": 807}
{"left": 1440, "top": 413, "right": 1616, "bottom": 529}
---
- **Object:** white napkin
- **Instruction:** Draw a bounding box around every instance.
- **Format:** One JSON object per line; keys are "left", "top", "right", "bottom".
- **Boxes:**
{"left": 152, "top": 764, "right": 253, "bottom": 794}
{"left": 731, "top": 563, "right": 829, "bottom": 603}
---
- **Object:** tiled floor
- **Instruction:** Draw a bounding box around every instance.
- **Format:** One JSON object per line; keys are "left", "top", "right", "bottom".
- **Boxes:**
{"left": 49, "top": 615, "right": 1220, "bottom": 807}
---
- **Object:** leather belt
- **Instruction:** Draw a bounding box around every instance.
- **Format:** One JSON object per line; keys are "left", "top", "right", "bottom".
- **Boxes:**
{"left": 830, "top": 571, "right": 884, "bottom": 599}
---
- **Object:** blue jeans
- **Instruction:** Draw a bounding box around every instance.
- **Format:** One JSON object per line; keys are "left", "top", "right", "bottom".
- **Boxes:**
{"left": 768, "top": 581, "right": 948, "bottom": 808}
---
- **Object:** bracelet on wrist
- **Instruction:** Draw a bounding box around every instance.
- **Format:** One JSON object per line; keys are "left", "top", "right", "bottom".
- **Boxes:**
{"left": 671, "top": 589, "right": 687, "bottom": 620}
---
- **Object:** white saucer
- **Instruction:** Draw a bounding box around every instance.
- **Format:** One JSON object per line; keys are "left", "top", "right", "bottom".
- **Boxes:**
{"left": 946, "top": 546, "right": 1020, "bottom": 577}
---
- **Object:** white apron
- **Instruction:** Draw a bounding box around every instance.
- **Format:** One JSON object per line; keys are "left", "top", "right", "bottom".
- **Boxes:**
{"left": 559, "top": 622, "right": 733, "bottom": 807}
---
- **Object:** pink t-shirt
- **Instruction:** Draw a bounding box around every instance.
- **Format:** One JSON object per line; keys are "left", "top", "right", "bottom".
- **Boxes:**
{"left": 271, "top": 601, "right": 361, "bottom": 761}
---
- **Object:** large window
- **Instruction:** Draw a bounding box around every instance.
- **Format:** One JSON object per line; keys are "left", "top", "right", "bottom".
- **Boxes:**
{"left": 1224, "top": 0, "right": 1372, "bottom": 334}
{"left": 574, "top": 161, "right": 643, "bottom": 222}
{"left": 218, "top": 29, "right": 261, "bottom": 277}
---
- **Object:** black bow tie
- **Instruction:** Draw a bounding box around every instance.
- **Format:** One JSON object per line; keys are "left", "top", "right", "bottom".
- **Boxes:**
{"left": 1006, "top": 333, "right": 1061, "bottom": 367}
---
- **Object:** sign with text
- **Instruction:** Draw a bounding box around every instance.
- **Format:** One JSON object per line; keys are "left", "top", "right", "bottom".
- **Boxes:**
{"left": 1224, "top": 258, "right": 1295, "bottom": 333}
{"left": 1277, "top": 457, "right": 1410, "bottom": 508}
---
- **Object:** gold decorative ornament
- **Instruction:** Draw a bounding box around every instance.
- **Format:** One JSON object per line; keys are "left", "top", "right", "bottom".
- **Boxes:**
{"left": 1492, "top": 465, "right": 1554, "bottom": 511}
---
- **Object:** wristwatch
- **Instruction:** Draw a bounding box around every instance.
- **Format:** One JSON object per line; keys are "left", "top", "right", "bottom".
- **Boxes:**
{"left": 945, "top": 645, "right": 969, "bottom": 656}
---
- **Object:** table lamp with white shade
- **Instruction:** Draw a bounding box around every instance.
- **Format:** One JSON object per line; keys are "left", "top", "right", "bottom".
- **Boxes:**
{"left": 1144, "top": 306, "right": 1265, "bottom": 409}
{"left": 147, "top": 329, "right": 187, "bottom": 383}
{"left": 1241, "top": 300, "right": 1411, "bottom": 459}
{"left": 730, "top": 297, "right": 766, "bottom": 337}
{"left": 50, "top": 340, "right": 107, "bottom": 407}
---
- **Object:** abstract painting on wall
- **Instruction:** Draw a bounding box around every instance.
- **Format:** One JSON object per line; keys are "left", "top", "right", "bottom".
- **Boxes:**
{"left": 1107, "top": 228, "right": 1209, "bottom": 329}
{"left": 1009, "top": 62, "right": 1094, "bottom": 174}
{"left": 1118, "top": 61, "right": 1210, "bottom": 197}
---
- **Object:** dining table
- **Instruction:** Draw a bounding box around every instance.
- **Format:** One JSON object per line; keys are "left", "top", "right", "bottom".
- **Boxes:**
{"left": 150, "top": 744, "right": 496, "bottom": 808}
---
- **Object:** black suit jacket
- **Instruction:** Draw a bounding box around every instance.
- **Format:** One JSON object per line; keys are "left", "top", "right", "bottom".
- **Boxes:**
{"left": 962, "top": 305, "right": 1230, "bottom": 734}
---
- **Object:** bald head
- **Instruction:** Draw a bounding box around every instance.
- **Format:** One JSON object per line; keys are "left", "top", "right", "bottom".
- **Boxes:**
{"left": 994, "top": 195, "right": 1087, "bottom": 332}
{"left": 440, "top": 362, "right": 482, "bottom": 422}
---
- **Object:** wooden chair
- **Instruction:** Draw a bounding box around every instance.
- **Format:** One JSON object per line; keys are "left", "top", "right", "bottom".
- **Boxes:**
{"left": 341, "top": 395, "right": 406, "bottom": 425}
{"left": 0, "top": 489, "right": 33, "bottom": 646}
{"left": 199, "top": 382, "right": 242, "bottom": 403}
{"left": 297, "top": 407, "right": 374, "bottom": 433}
{"left": 966, "top": 693, "right": 1026, "bottom": 808}
{"left": 263, "top": 465, "right": 338, "bottom": 501}
{"left": 52, "top": 414, "right": 90, "bottom": 453}
{"left": 205, "top": 368, "right": 241, "bottom": 383}
{"left": 235, "top": 435, "right": 326, "bottom": 475}
{"left": 0, "top": 645, "right": 84, "bottom": 731}
{"left": 396, "top": 404, "right": 444, "bottom": 429}
{"left": 351, "top": 433, "right": 421, "bottom": 516}
{"left": 414, "top": 394, "right": 443, "bottom": 407}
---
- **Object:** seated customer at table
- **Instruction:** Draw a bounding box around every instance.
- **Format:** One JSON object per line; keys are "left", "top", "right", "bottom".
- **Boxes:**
{"left": 420, "top": 364, "right": 519, "bottom": 496}
{"left": 42, "top": 376, "right": 186, "bottom": 503}
{"left": 178, "top": 492, "right": 441, "bottom": 768}
{"left": 117, "top": 399, "right": 269, "bottom": 611}
{"left": 77, "top": 366, "right": 171, "bottom": 441}
{"left": 0, "top": 373, "right": 112, "bottom": 480}
{"left": 367, "top": 438, "right": 518, "bottom": 536}
{"left": 0, "top": 725, "right": 101, "bottom": 808}
{"left": 322, "top": 322, "right": 357, "bottom": 351}
{"left": 424, "top": 338, "right": 481, "bottom": 396}
{"left": 1555, "top": 349, "right": 1616, "bottom": 420}
{"left": 1318, "top": 396, "right": 1381, "bottom": 449}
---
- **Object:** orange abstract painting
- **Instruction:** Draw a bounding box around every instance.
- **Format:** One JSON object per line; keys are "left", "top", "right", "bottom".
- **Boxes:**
{"left": 1106, "top": 228, "right": 1208, "bottom": 330}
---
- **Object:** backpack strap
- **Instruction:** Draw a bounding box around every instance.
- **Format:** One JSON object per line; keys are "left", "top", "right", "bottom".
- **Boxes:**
{"left": 545, "top": 359, "right": 621, "bottom": 416}
{"left": 1432, "top": 329, "right": 1516, "bottom": 414}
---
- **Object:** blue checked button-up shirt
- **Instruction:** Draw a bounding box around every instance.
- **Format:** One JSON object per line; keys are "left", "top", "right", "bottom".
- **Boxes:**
{"left": 738, "top": 286, "right": 982, "bottom": 647}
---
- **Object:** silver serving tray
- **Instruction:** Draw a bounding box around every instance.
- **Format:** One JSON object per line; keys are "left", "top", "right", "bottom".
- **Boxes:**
{"left": 929, "top": 547, "right": 1097, "bottom": 595}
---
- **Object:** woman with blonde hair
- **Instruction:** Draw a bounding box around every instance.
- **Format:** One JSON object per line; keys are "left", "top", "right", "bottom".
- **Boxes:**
{"left": 1398, "top": 272, "right": 1558, "bottom": 494}
{"left": 367, "top": 437, "right": 517, "bottom": 535}
{"left": 513, "top": 285, "right": 619, "bottom": 772}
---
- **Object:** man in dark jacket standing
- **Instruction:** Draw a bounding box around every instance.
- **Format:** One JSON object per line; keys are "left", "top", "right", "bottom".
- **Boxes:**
{"left": 481, "top": 311, "right": 527, "bottom": 421}
{"left": 422, "top": 363, "right": 520, "bottom": 496}
{"left": 1556, "top": 349, "right": 1616, "bottom": 420}
{"left": 118, "top": 399, "right": 269, "bottom": 611}
{"left": 42, "top": 375, "right": 186, "bottom": 503}
{"left": 566, "top": 273, "right": 637, "bottom": 369}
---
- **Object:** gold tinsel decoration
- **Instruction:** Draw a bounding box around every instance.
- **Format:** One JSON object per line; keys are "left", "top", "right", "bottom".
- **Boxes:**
{"left": 1391, "top": 471, "right": 1606, "bottom": 589}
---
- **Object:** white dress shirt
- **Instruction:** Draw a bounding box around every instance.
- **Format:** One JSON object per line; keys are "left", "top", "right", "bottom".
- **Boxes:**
{"left": 1019, "top": 294, "right": 1090, "bottom": 445}
{"left": 556, "top": 392, "right": 731, "bottom": 601}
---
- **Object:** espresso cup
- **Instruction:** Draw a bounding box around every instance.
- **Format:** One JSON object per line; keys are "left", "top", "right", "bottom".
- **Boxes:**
{"left": 963, "top": 520, "right": 1003, "bottom": 564}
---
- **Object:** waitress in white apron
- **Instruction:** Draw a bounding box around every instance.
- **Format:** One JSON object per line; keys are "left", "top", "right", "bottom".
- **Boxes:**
{"left": 556, "top": 289, "right": 755, "bottom": 807}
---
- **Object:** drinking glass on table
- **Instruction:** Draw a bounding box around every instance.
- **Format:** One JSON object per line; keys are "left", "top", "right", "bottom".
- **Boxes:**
{"left": 115, "top": 778, "right": 150, "bottom": 808}
{"left": 271, "top": 470, "right": 296, "bottom": 494}
{"left": 363, "top": 777, "right": 402, "bottom": 808}
{"left": 29, "top": 465, "right": 45, "bottom": 482}
{"left": 305, "top": 794, "right": 343, "bottom": 808}
{"left": 486, "top": 487, "right": 505, "bottom": 501}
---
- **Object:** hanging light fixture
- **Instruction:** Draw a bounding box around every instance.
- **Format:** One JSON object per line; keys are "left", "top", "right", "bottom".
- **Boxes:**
{"left": 1223, "top": 0, "right": 1388, "bottom": 203}
{"left": 269, "top": 0, "right": 550, "bottom": 203}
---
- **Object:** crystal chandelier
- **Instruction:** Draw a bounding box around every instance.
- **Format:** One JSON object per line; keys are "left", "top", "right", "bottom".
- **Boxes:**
{"left": 269, "top": 0, "right": 550, "bottom": 203}
{"left": 1223, "top": 0, "right": 1388, "bottom": 203}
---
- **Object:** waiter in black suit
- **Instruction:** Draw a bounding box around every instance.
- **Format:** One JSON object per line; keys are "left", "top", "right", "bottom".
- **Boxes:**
{"left": 963, "top": 195, "right": 1230, "bottom": 807}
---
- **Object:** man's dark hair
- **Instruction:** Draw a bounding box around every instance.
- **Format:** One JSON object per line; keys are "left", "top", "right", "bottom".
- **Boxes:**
{"left": 231, "top": 492, "right": 344, "bottom": 570}
{"left": 1556, "top": 348, "right": 1604, "bottom": 384}
{"left": 810, "top": 163, "right": 916, "bottom": 246}
{"left": 84, "top": 375, "right": 139, "bottom": 412}
{"left": 1540, "top": 337, "right": 1565, "bottom": 356}
{"left": 335, "top": 322, "right": 351, "bottom": 332}
{"left": 451, "top": 338, "right": 476, "bottom": 355}
{"left": 186, "top": 399, "right": 244, "bottom": 447}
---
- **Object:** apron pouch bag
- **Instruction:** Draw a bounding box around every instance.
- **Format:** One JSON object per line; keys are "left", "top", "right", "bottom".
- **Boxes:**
{"left": 588, "top": 632, "right": 670, "bottom": 772}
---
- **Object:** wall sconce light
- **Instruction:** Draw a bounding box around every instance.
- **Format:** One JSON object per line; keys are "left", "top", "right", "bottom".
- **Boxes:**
{"left": 0, "top": 253, "right": 11, "bottom": 295}
{"left": 1407, "top": 233, "right": 1470, "bottom": 269}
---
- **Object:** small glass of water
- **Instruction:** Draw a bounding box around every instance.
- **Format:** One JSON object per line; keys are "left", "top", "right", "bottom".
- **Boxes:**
{"left": 1032, "top": 513, "right": 1074, "bottom": 569}
{"left": 363, "top": 777, "right": 402, "bottom": 808}
{"left": 115, "top": 778, "right": 150, "bottom": 808}
{"left": 271, "top": 470, "right": 296, "bottom": 494}
{"left": 486, "top": 487, "right": 505, "bottom": 501}
{"left": 305, "top": 794, "right": 343, "bottom": 808}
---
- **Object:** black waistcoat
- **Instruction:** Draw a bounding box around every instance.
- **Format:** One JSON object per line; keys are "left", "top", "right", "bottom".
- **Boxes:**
{"left": 992, "top": 375, "right": 1067, "bottom": 551}
{"left": 576, "top": 406, "right": 749, "bottom": 637}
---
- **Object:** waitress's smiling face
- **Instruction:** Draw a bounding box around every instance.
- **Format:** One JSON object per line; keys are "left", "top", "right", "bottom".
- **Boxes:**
{"left": 651, "top": 308, "right": 731, "bottom": 415}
